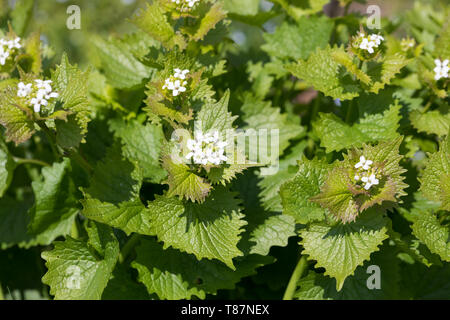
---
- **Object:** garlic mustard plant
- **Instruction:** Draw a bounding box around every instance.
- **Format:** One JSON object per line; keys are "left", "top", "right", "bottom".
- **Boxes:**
{"left": 0, "top": 0, "right": 449, "bottom": 303}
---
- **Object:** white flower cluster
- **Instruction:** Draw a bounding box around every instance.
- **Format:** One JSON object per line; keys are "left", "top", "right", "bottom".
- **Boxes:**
{"left": 0, "top": 37, "right": 21, "bottom": 66}
{"left": 354, "top": 156, "right": 379, "bottom": 190}
{"left": 186, "top": 131, "right": 228, "bottom": 165}
{"left": 358, "top": 33, "right": 384, "bottom": 54}
{"left": 434, "top": 59, "right": 449, "bottom": 81}
{"left": 162, "top": 68, "right": 189, "bottom": 97}
{"left": 17, "top": 80, "right": 59, "bottom": 113}
{"left": 172, "top": 0, "right": 200, "bottom": 12}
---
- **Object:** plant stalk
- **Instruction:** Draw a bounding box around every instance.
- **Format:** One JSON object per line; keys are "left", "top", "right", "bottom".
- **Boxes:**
{"left": 71, "top": 219, "right": 79, "bottom": 239}
{"left": 37, "top": 121, "right": 61, "bottom": 159}
{"left": 283, "top": 255, "right": 308, "bottom": 300}
{"left": 119, "top": 234, "right": 141, "bottom": 264}
{"left": 13, "top": 157, "right": 50, "bottom": 167}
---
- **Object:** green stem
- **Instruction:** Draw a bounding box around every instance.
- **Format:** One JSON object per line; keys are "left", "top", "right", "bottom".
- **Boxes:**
{"left": 13, "top": 157, "right": 50, "bottom": 167}
{"left": 345, "top": 99, "right": 355, "bottom": 124}
{"left": 422, "top": 100, "right": 433, "bottom": 113}
{"left": 311, "top": 96, "right": 320, "bottom": 122}
{"left": 283, "top": 255, "right": 308, "bottom": 300}
{"left": 119, "top": 234, "right": 141, "bottom": 264}
{"left": 37, "top": 121, "right": 61, "bottom": 159}
{"left": 71, "top": 219, "right": 79, "bottom": 239}
{"left": 0, "top": 282, "right": 4, "bottom": 300}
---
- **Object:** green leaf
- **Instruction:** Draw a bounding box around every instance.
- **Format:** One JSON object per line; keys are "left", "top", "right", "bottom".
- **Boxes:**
{"left": 232, "top": 170, "right": 296, "bottom": 255}
{"left": 295, "top": 244, "right": 401, "bottom": 300}
{"left": 41, "top": 222, "right": 119, "bottom": 300}
{"left": 311, "top": 137, "right": 408, "bottom": 222}
{"left": 247, "top": 214, "right": 296, "bottom": 256}
{"left": 412, "top": 210, "right": 450, "bottom": 262}
{"left": 399, "top": 261, "right": 450, "bottom": 299}
{"left": 410, "top": 110, "right": 450, "bottom": 137}
{"left": 434, "top": 19, "right": 450, "bottom": 59}
{"left": 132, "top": 2, "right": 186, "bottom": 49}
{"left": 270, "top": 0, "right": 329, "bottom": 21}
{"left": 197, "top": 90, "right": 237, "bottom": 136}
{"left": 0, "top": 138, "right": 15, "bottom": 197}
{"left": 109, "top": 119, "right": 166, "bottom": 183}
{"left": 24, "top": 32, "right": 42, "bottom": 75}
{"left": 262, "top": 15, "right": 334, "bottom": 60}
{"left": 10, "top": 0, "right": 34, "bottom": 36}
{"left": 0, "top": 196, "right": 33, "bottom": 249}
{"left": 299, "top": 209, "right": 389, "bottom": 291}
{"left": 102, "top": 264, "right": 151, "bottom": 300}
{"left": 146, "top": 188, "right": 246, "bottom": 269}
{"left": 92, "top": 36, "right": 154, "bottom": 90}
{"left": 224, "top": 0, "right": 259, "bottom": 15}
{"left": 366, "top": 53, "right": 411, "bottom": 94}
{"left": 256, "top": 141, "right": 307, "bottom": 212}
{"left": 420, "top": 136, "right": 450, "bottom": 211}
{"left": 280, "top": 157, "right": 332, "bottom": 224}
{"left": 287, "top": 46, "right": 360, "bottom": 100}
{"left": 131, "top": 237, "right": 273, "bottom": 300}
{"left": 28, "top": 159, "right": 79, "bottom": 245}
{"left": 52, "top": 54, "right": 92, "bottom": 148}
{"left": 240, "top": 94, "right": 305, "bottom": 157}
{"left": 162, "top": 155, "right": 212, "bottom": 203}
{"left": 331, "top": 49, "right": 372, "bottom": 85}
{"left": 0, "top": 86, "right": 35, "bottom": 145}
{"left": 313, "top": 102, "right": 401, "bottom": 153}
{"left": 310, "top": 165, "right": 359, "bottom": 223}
{"left": 81, "top": 146, "right": 154, "bottom": 236}
{"left": 192, "top": 2, "right": 227, "bottom": 41}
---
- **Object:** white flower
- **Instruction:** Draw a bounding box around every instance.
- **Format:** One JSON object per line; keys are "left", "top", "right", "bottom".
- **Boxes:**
{"left": 354, "top": 156, "right": 373, "bottom": 170}
{"left": 163, "top": 68, "right": 190, "bottom": 96}
{"left": 358, "top": 33, "right": 383, "bottom": 54}
{"left": 0, "top": 37, "right": 21, "bottom": 65}
{"left": 17, "top": 82, "right": 33, "bottom": 97}
{"left": 16, "top": 79, "right": 59, "bottom": 113}
{"left": 30, "top": 95, "right": 48, "bottom": 113}
{"left": 362, "top": 174, "right": 379, "bottom": 190}
{"left": 434, "top": 59, "right": 449, "bottom": 81}
{"left": 174, "top": 68, "right": 189, "bottom": 80}
{"left": 0, "top": 49, "right": 9, "bottom": 65}
{"left": 186, "top": 131, "right": 228, "bottom": 166}
{"left": 7, "top": 37, "right": 21, "bottom": 50}
{"left": 354, "top": 155, "right": 380, "bottom": 190}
